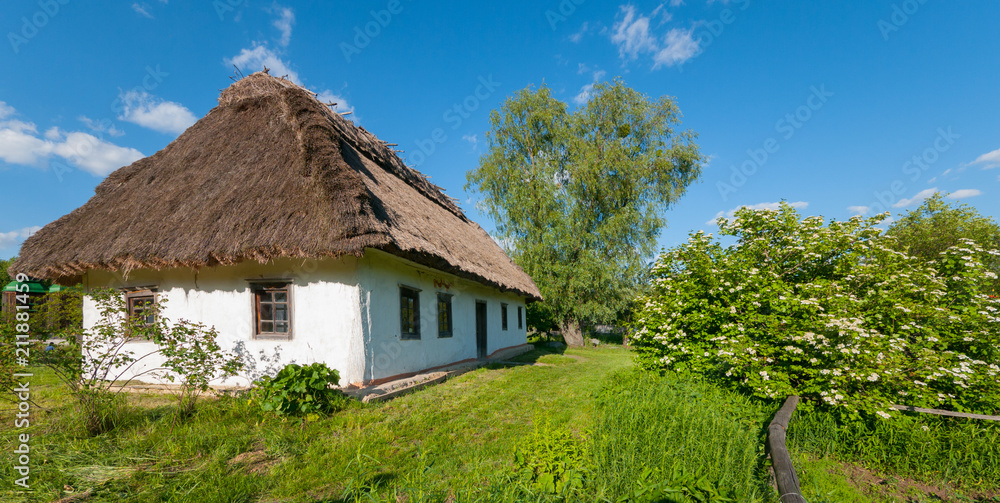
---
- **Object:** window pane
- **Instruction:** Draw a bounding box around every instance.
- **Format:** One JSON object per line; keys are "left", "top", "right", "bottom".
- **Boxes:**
{"left": 253, "top": 283, "right": 291, "bottom": 338}
{"left": 400, "top": 288, "right": 420, "bottom": 337}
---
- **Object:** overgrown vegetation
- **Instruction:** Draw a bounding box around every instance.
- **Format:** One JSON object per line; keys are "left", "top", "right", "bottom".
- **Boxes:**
{"left": 789, "top": 408, "right": 1000, "bottom": 491}
{"left": 631, "top": 203, "right": 1000, "bottom": 419}
{"left": 590, "top": 369, "right": 776, "bottom": 503}
{"left": 35, "top": 288, "right": 242, "bottom": 433}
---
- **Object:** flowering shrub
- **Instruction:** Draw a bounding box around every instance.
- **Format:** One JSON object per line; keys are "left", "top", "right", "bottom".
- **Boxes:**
{"left": 631, "top": 203, "right": 1000, "bottom": 419}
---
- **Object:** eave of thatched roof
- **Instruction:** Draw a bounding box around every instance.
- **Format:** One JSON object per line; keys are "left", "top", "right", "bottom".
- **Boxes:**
{"left": 13, "top": 72, "right": 541, "bottom": 300}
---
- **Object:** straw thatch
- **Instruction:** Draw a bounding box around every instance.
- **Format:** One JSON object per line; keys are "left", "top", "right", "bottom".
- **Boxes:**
{"left": 14, "top": 72, "right": 541, "bottom": 299}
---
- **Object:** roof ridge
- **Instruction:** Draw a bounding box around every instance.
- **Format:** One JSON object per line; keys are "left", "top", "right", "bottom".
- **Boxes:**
{"left": 224, "top": 72, "right": 467, "bottom": 221}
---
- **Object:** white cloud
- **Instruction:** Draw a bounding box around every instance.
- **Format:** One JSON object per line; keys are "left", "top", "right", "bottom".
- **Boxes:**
{"left": 893, "top": 188, "right": 937, "bottom": 208}
{"left": 117, "top": 90, "right": 196, "bottom": 135}
{"left": 0, "top": 226, "right": 42, "bottom": 249}
{"left": 847, "top": 205, "right": 870, "bottom": 215}
{"left": 611, "top": 5, "right": 701, "bottom": 69}
{"left": 226, "top": 7, "right": 356, "bottom": 122}
{"left": 946, "top": 189, "right": 982, "bottom": 200}
{"left": 462, "top": 133, "right": 478, "bottom": 150}
{"left": 972, "top": 147, "right": 1000, "bottom": 169}
{"left": 227, "top": 44, "right": 301, "bottom": 83}
{"left": 0, "top": 101, "right": 15, "bottom": 119}
{"left": 569, "top": 22, "right": 589, "bottom": 43}
{"left": 707, "top": 201, "right": 809, "bottom": 225}
{"left": 0, "top": 120, "right": 51, "bottom": 166}
{"left": 131, "top": 2, "right": 153, "bottom": 18}
{"left": 272, "top": 6, "right": 294, "bottom": 47}
{"left": 653, "top": 27, "right": 700, "bottom": 68}
{"left": 573, "top": 70, "right": 606, "bottom": 105}
{"left": 49, "top": 130, "right": 144, "bottom": 176}
{"left": 611, "top": 6, "right": 658, "bottom": 60}
{"left": 0, "top": 102, "right": 143, "bottom": 176}
{"left": 79, "top": 116, "right": 124, "bottom": 137}
{"left": 316, "top": 90, "right": 355, "bottom": 117}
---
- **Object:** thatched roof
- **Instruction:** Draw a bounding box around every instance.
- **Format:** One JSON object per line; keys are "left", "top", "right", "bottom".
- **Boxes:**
{"left": 14, "top": 72, "right": 541, "bottom": 299}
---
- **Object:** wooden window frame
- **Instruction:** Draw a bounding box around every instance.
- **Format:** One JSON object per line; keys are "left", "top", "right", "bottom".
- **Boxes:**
{"left": 250, "top": 281, "right": 293, "bottom": 341}
{"left": 437, "top": 292, "right": 453, "bottom": 338}
{"left": 501, "top": 303, "right": 508, "bottom": 331}
{"left": 124, "top": 288, "right": 157, "bottom": 341}
{"left": 517, "top": 306, "right": 523, "bottom": 330}
{"left": 400, "top": 285, "right": 421, "bottom": 340}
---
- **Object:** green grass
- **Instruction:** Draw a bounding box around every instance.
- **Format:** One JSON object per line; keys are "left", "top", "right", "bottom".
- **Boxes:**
{"left": 788, "top": 408, "right": 1000, "bottom": 496}
{"left": 6, "top": 346, "right": 994, "bottom": 502}
{"left": 590, "top": 370, "right": 778, "bottom": 502}
{"left": 0, "top": 346, "right": 634, "bottom": 502}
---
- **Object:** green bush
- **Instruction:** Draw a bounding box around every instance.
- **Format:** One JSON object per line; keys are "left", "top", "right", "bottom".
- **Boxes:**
{"left": 631, "top": 203, "right": 1000, "bottom": 419}
{"left": 250, "top": 362, "right": 346, "bottom": 417}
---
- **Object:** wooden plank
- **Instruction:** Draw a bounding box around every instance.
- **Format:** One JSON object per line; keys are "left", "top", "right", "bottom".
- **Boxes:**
{"left": 891, "top": 404, "right": 1000, "bottom": 422}
{"left": 768, "top": 395, "right": 807, "bottom": 503}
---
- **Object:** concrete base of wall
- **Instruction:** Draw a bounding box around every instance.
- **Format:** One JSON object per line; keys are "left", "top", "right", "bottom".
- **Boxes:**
{"left": 348, "top": 343, "right": 535, "bottom": 403}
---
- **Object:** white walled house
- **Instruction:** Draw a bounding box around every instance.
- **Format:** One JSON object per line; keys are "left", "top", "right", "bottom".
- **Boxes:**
{"left": 15, "top": 72, "right": 541, "bottom": 386}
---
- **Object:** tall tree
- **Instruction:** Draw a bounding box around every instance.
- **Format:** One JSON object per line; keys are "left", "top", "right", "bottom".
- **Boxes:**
{"left": 886, "top": 193, "right": 1000, "bottom": 294}
{"left": 467, "top": 80, "right": 703, "bottom": 345}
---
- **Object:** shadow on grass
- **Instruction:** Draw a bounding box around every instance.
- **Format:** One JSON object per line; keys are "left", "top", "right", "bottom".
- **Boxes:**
{"left": 505, "top": 345, "right": 567, "bottom": 365}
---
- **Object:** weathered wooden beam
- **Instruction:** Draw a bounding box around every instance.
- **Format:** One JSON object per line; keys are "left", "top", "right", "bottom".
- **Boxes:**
{"left": 768, "top": 395, "right": 807, "bottom": 503}
{"left": 891, "top": 404, "right": 1000, "bottom": 422}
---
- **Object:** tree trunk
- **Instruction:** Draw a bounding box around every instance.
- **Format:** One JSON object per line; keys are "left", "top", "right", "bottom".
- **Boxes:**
{"left": 560, "top": 319, "right": 585, "bottom": 347}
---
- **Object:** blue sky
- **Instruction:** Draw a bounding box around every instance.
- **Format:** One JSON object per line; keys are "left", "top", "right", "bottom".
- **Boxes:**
{"left": 1, "top": 1, "right": 998, "bottom": 261}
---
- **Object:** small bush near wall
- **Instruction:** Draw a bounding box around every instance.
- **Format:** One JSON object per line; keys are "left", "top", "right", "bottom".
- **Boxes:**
{"left": 249, "top": 362, "right": 348, "bottom": 418}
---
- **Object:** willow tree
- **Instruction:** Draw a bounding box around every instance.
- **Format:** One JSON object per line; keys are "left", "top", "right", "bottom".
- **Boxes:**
{"left": 466, "top": 80, "right": 703, "bottom": 346}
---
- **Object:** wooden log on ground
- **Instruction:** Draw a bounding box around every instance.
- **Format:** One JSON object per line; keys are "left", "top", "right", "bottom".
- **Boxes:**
{"left": 891, "top": 404, "right": 1000, "bottom": 422}
{"left": 768, "top": 395, "right": 807, "bottom": 503}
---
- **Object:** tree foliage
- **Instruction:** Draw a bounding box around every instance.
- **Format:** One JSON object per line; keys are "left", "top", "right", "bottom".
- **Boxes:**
{"left": 466, "top": 80, "right": 703, "bottom": 344}
{"left": 887, "top": 192, "right": 1000, "bottom": 295}
{"left": 0, "top": 256, "right": 14, "bottom": 286}
{"left": 631, "top": 204, "right": 1000, "bottom": 420}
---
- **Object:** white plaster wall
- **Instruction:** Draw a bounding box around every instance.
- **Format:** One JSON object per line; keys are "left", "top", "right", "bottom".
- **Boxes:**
{"left": 82, "top": 256, "right": 365, "bottom": 386}
{"left": 358, "top": 249, "right": 528, "bottom": 382}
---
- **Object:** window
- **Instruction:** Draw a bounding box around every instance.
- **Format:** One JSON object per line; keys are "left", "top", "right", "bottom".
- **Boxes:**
{"left": 517, "top": 306, "right": 523, "bottom": 330}
{"left": 437, "top": 293, "right": 453, "bottom": 338}
{"left": 125, "top": 289, "right": 157, "bottom": 340}
{"left": 126, "top": 291, "right": 156, "bottom": 327}
{"left": 501, "top": 303, "right": 508, "bottom": 331}
{"left": 253, "top": 282, "right": 291, "bottom": 339}
{"left": 400, "top": 286, "right": 421, "bottom": 340}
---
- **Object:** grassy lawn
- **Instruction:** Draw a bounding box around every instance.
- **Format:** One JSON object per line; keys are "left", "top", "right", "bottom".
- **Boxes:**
{"left": 0, "top": 346, "right": 632, "bottom": 502}
{"left": 3, "top": 344, "right": 996, "bottom": 502}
